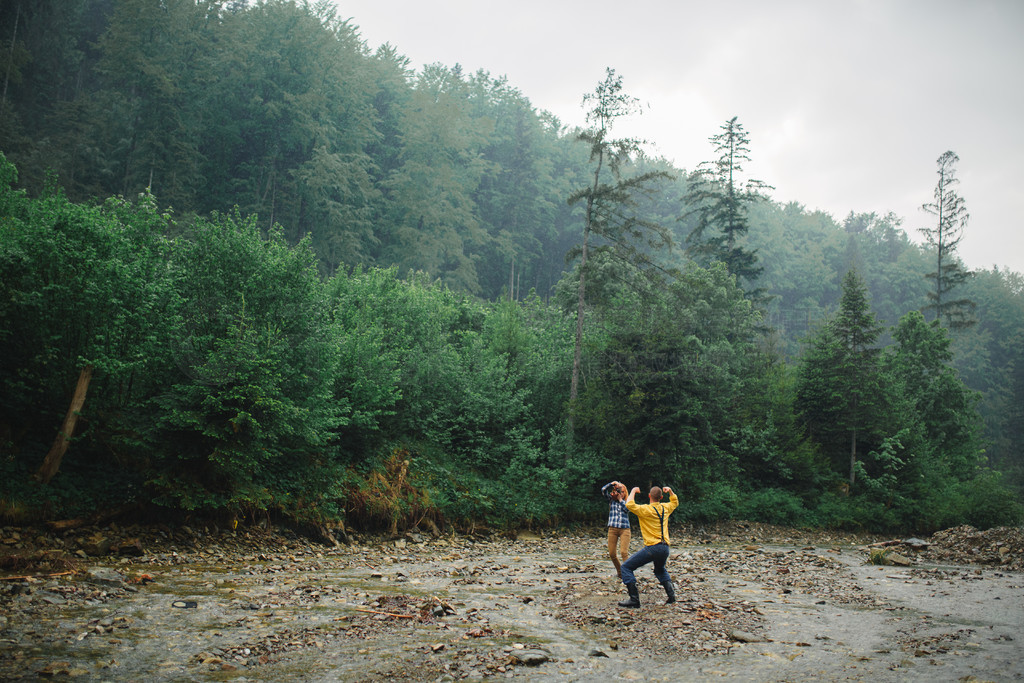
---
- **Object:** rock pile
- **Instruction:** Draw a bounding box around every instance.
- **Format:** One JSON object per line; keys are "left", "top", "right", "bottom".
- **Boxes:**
{"left": 918, "top": 525, "right": 1024, "bottom": 571}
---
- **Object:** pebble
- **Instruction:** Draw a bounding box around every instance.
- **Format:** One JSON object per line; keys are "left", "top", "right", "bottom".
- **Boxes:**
{"left": 1, "top": 520, "right": 1020, "bottom": 679}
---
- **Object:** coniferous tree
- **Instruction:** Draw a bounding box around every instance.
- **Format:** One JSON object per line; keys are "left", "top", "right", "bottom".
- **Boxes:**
{"left": 796, "top": 268, "right": 884, "bottom": 486}
{"left": 92, "top": 0, "right": 224, "bottom": 206}
{"left": 464, "top": 71, "right": 561, "bottom": 299}
{"left": 0, "top": 0, "right": 114, "bottom": 194}
{"left": 379, "top": 63, "right": 490, "bottom": 293}
{"left": 566, "top": 68, "right": 672, "bottom": 429}
{"left": 684, "top": 116, "right": 772, "bottom": 296}
{"left": 920, "top": 150, "right": 975, "bottom": 329}
{"left": 884, "top": 311, "right": 981, "bottom": 481}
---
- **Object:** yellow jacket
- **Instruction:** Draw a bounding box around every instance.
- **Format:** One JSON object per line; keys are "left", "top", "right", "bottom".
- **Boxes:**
{"left": 626, "top": 492, "right": 679, "bottom": 546}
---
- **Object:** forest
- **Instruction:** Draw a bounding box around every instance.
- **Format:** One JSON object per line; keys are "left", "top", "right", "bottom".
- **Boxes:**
{"left": 1, "top": 0, "right": 1022, "bottom": 535}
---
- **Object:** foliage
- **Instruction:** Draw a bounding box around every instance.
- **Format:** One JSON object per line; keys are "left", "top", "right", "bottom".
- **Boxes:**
{"left": 565, "top": 67, "right": 674, "bottom": 418}
{"left": 136, "top": 209, "right": 342, "bottom": 515}
{"left": 796, "top": 268, "right": 885, "bottom": 486}
{"left": 677, "top": 481, "right": 742, "bottom": 523}
{"left": 919, "top": 150, "right": 975, "bottom": 329}
{"left": 569, "top": 261, "right": 760, "bottom": 492}
{"left": 685, "top": 116, "right": 773, "bottom": 296}
{"left": 340, "top": 448, "right": 439, "bottom": 533}
{"left": 734, "top": 488, "right": 811, "bottom": 527}
{"left": 0, "top": 3, "right": 1022, "bottom": 531}
{"left": 951, "top": 470, "right": 1024, "bottom": 528}
{"left": 0, "top": 153, "right": 177, "bottom": 487}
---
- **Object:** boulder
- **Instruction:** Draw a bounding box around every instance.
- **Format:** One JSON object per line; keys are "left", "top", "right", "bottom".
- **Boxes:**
{"left": 510, "top": 648, "right": 551, "bottom": 666}
{"left": 84, "top": 567, "right": 125, "bottom": 587}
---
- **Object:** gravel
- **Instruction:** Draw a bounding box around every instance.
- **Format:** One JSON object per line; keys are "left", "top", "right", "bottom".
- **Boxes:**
{"left": 0, "top": 520, "right": 1020, "bottom": 681}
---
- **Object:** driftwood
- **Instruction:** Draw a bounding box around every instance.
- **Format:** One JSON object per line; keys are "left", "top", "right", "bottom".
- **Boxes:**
{"left": 867, "top": 538, "right": 930, "bottom": 550}
{"left": 36, "top": 364, "right": 94, "bottom": 484}
{"left": 46, "top": 504, "right": 137, "bottom": 532}
{"left": 354, "top": 608, "right": 414, "bottom": 619}
{"left": 0, "top": 570, "right": 76, "bottom": 581}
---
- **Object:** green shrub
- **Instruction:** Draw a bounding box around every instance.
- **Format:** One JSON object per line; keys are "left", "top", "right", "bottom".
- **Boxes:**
{"left": 953, "top": 470, "right": 1024, "bottom": 529}
{"left": 811, "top": 493, "right": 861, "bottom": 530}
{"left": 0, "top": 454, "right": 144, "bottom": 521}
{"left": 736, "top": 488, "right": 811, "bottom": 527}
{"left": 680, "top": 481, "right": 741, "bottom": 522}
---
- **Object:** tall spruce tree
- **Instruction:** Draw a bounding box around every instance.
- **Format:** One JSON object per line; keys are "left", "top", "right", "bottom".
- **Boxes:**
{"left": 796, "top": 268, "right": 884, "bottom": 486}
{"left": 920, "top": 150, "right": 975, "bottom": 329}
{"left": 684, "top": 116, "right": 772, "bottom": 296}
{"left": 566, "top": 68, "right": 672, "bottom": 431}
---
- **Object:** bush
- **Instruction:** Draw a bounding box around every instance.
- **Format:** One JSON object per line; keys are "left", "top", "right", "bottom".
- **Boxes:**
{"left": 810, "top": 493, "right": 861, "bottom": 530}
{"left": 341, "top": 448, "right": 442, "bottom": 534}
{"left": 811, "top": 492, "right": 907, "bottom": 532}
{"left": 736, "top": 488, "right": 811, "bottom": 527}
{"left": 679, "top": 481, "right": 741, "bottom": 522}
{"left": 953, "top": 470, "right": 1024, "bottom": 529}
{"left": 0, "top": 453, "right": 144, "bottom": 522}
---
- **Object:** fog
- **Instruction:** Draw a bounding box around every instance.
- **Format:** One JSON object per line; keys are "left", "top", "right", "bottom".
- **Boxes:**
{"left": 338, "top": 0, "right": 1024, "bottom": 274}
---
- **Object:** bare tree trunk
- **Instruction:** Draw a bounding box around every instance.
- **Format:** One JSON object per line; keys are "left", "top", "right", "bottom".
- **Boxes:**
{"left": 848, "top": 427, "right": 857, "bottom": 487}
{"left": 36, "top": 364, "right": 94, "bottom": 485}
{"left": 2, "top": 3, "right": 19, "bottom": 110}
{"left": 568, "top": 156, "right": 603, "bottom": 438}
{"left": 569, "top": 235, "right": 587, "bottom": 415}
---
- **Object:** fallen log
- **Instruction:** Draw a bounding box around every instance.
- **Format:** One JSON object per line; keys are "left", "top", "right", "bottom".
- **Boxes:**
{"left": 46, "top": 504, "right": 137, "bottom": 532}
{"left": 354, "top": 608, "right": 415, "bottom": 619}
{"left": 0, "top": 570, "right": 76, "bottom": 581}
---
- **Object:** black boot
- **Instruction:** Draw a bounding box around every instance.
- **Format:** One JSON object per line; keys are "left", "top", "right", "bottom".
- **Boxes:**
{"left": 661, "top": 580, "right": 677, "bottom": 604}
{"left": 618, "top": 582, "right": 640, "bottom": 608}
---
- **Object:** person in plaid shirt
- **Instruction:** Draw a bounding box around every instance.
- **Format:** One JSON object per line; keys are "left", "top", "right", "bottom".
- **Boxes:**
{"left": 601, "top": 480, "right": 631, "bottom": 578}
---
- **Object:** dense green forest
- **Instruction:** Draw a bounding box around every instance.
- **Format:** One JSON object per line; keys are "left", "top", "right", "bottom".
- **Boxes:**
{"left": 1, "top": 0, "right": 1022, "bottom": 534}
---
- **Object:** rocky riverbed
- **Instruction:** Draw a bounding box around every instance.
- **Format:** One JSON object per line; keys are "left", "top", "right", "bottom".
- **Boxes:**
{"left": 0, "top": 521, "right": 1021, "bottom": 681}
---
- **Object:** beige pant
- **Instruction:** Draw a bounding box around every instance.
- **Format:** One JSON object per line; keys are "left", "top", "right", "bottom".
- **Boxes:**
{"left": 607, "top": 527, "right": 631, "bottom": 575}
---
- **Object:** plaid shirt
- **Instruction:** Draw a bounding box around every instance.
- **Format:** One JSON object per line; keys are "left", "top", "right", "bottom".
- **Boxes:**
{"left": 601, "top": 482, "right": 630, "bottom": 529}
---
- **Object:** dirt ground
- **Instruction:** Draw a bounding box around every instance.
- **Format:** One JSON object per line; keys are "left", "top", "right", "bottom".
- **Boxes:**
{"left": 0, "top": 521, "right": 1021, "bottom": 681}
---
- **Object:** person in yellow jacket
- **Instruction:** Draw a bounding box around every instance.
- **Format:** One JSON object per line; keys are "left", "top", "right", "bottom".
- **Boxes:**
{"left": 617, "top": 485, "right": 678, "bottom": 608}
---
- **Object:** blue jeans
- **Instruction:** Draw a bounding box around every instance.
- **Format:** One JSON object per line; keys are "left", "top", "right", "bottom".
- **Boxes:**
{"left": 620, "top": 542, "right": 670, "bottom": 585}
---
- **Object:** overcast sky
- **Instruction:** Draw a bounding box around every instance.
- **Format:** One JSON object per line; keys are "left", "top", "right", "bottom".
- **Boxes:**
{"left": 335, "top": 0, "right": 1024, "bottom": 275}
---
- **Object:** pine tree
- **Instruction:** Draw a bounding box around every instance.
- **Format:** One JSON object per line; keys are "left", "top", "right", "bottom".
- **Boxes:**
{"left": 920, "top": 150, "right": 975, "bottom": 329}
{"left": 566, "top": 68, "right": 672, "bottom": 431}
{"left": 684, "top": 116, "right": 772, "bottom": 295}
{"left": 796, "top": 268, "right": 884, "bottom": 486}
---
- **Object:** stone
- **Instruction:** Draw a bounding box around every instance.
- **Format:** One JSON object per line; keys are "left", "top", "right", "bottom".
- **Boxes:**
{"left": 730, "top": 629, "right": 767, "bottom": 643}
{"left": 885, "top": 552, "right": 913, "bottom": 566}
{"left": 84, "top": 567, "right": 125, "bottom": 587}
{"left": 82, "top": 534, "right": 113, "bottom": 556}
{"left": 510, "top": 649, "right": 550, "bottom": 666}
{"left": 38, "top": 592, "right": 66, "bottom": 605}
{"left": 113, "top": 538, "right": 145, "bottom": 556}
